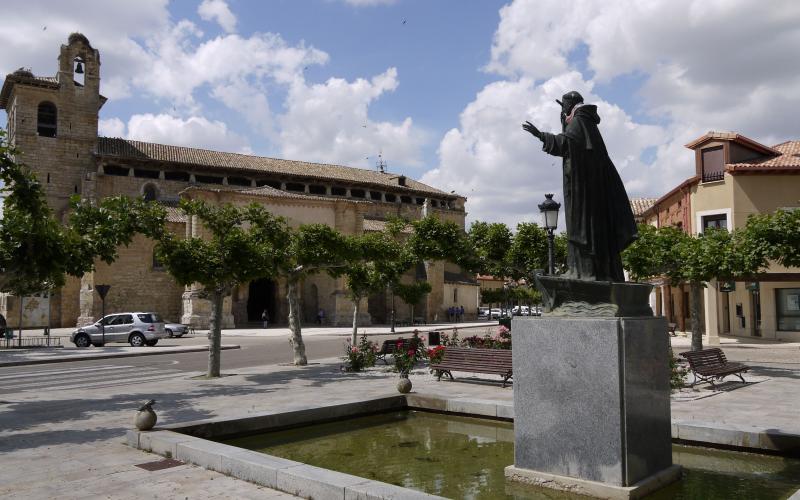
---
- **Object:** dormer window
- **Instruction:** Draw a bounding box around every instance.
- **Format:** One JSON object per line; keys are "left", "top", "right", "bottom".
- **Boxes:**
{"left": 37, "top": 102, "right": 57, "bottom": 137}
{"left": 396, "top": 176, "right": 406, "bottom": 187}
{"left": 701, "top": 146, "right": 724, "bottom": 182}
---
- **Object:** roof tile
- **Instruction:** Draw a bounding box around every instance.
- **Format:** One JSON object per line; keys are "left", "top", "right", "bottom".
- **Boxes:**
{"left": 96, "top": 137, "right": 451, "bottom": 197}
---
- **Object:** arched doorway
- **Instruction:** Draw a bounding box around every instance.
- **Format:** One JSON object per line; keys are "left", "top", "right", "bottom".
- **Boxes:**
{"left": 248, "top": 279, "right": 277, "bottom": 323}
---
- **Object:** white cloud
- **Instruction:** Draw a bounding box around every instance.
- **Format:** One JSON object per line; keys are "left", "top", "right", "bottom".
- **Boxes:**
{"left": 198, "top": 0, "right": 237, "bottom": 33}
{"left": 422, "top": 72, "right": 664, "bottom": 228}
{"left": 0, "top": 0, "right": 169, "bottom": 100}
{"left": 439, "top": 0, "right": 800, "bottom": 225}
{"left": 98, "top": 117, "right": 126, "bottom": 137}
{"left": 124, "top": 113, "right": 251, "bottom": 153}
{"left": 279, "top": 68, "right": 426, "bottom": 168}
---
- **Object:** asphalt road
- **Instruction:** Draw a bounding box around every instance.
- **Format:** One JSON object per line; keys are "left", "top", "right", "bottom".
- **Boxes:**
{"left": 0, "top": 334, "right": 357, "bottom": 379}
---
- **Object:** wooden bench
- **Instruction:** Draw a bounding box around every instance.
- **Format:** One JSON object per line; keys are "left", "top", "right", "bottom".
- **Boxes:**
{"left": 430, "top": 347, "right": 513, "bottom": 387}
{"left": 679, "top": 348, "right": 749, "bottom": 388}
{"left": 376, "top": 338, "right": 408, "bottom": 364}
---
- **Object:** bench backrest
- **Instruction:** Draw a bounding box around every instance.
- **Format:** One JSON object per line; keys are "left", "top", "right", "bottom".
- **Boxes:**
{"left": 440, "top": 347, "right": 512, "bottom": 365}
{"left": 380, "top": 338, "right": 408, "bottom": 353}
{"left": 680, "top": 348, "right": 727, "bottom": 368}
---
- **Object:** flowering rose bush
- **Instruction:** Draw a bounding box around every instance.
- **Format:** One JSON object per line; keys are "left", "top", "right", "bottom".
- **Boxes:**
{"left": 427, "top": 345, "right": 446, "bottom": 364}
{"left": 460, "top": 325, "right": 511, "bottom": 349}
{"left": 343, "top": 333, "right": 378, "bottom": 372}
{"left": 393, "top": 330, "right": 426, "bottom": 375}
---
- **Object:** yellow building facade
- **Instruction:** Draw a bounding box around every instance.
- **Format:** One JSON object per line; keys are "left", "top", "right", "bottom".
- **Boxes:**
{"left": 643, "top": 132, "right": 800, "bottom": 342}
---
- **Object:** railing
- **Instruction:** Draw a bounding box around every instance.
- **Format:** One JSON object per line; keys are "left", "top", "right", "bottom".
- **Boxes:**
{"left": 3, "top": 335, "right": 64, "bottom": 349}
{"left": 702, "top": 170, "right": 724, "bottom": 182}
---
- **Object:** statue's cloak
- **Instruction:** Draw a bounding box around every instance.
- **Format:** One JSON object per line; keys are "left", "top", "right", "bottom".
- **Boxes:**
{"left": 540, "top": 104, "right": 637, "bottom": 281}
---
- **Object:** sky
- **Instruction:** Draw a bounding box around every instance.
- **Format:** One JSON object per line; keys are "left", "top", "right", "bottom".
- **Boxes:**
{"left": 1, "top": 0, "right": 799, "bottom": 228}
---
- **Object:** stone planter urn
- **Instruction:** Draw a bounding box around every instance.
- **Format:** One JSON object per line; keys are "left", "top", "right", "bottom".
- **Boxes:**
{"left": 397, "top": 374, "right": 412, "bottom": 394}
{"left": 135, "top": 399, "right": 157, "bottom": 431}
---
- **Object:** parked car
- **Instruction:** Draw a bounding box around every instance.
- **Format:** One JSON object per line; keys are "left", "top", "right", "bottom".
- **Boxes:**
{"left": 512, "top": 305, "right": 530, "bottom": 316}
{"left": 165, "top": 322, "right": 189, "bottom": 338}
{"left": 478, "top": 307, "right": 490, "bottom": 319}
{"left": 490, "top": 308, "right": 502, "bottom": 319}
{"left": 70, "top": 312, "right": 167, "bottom": 347}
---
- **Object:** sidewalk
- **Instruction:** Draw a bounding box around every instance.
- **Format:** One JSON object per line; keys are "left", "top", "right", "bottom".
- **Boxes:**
{"left": 3, "top": 329, "right": 799, "bottom": 498}
{"left": 3, "top": 346, "right": 800, "bottom": 498}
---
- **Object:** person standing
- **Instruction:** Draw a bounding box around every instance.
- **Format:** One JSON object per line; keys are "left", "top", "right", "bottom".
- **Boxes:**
{"left": 261, "top": 308, "right": 269, "bottom": 329}
{"left": 459, "top": 305, "right": 465, "bottom": 322}
{"left": 317, "top": 308, "right": 325, "bottom": 325}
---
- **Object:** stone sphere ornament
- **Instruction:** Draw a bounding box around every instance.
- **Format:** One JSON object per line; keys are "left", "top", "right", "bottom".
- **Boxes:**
{"left": 134, "top": 399, "right": 157, "bottom": 431}
{"left": 397, "top": 376, "right": 412, "bottom": 394}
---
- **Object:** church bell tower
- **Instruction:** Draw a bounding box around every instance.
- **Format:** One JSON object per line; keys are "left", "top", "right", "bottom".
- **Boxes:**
{"left": 0, "top": 33, "right": 104, "bottom": 215}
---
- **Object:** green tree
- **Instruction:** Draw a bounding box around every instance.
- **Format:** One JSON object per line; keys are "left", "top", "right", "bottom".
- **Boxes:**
{"left": 740, "top": 208, "right": 800, "bottom": 269}
{"left": 623, "top": 224, "right": 764, "bottom": 351}
{"left": 276, "top": 224, "right": 355, "bottom": 366}
{"left": 154, "top": 199, "right": 288, "bottom": 377}
{"left": 342, "top": 231, "right": 403, "bottom": 345}
{"left": 467, "top": 220, "right": 567, "bottom": 281}
{"left": 465, "top": 221, "right": 513, "bottom": 277}
{"left": 394, "top": 281, "right": 432, "bottom": 324}
{"left": 0, "top": 130, "right": 165, "bottom": 296}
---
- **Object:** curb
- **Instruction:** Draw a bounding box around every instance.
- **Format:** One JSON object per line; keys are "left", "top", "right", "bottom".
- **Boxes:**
{"left": 0, "top": 345, "right": 241, "bottom": 368}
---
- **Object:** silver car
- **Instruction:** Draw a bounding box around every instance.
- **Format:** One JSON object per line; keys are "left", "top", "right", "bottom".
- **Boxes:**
{"left": 165, "top": 322, "right": 189, "bottom": 338}
{"left": 71, "top": 312, "right": 167, "bottom": 347}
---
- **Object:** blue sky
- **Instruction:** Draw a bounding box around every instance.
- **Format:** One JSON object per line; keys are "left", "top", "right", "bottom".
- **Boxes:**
{"left": 1, "top": 0, "right": 799, "bottom": 226}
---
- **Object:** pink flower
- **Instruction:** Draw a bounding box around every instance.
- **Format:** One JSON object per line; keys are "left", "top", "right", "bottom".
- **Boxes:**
{"left": 351, "top": 347, "right": 358, "bottom": 353}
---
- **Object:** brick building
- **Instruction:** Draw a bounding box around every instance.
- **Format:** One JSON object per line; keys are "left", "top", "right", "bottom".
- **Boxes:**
{"left": 640, "top": 132, "right": 800, "bottom": 342}
{"left": 0, "top": 34, "right": 477, "bottom": 329}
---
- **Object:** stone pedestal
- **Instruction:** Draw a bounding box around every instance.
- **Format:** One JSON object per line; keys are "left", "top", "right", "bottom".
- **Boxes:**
{"left": 506, "top": 316, "right": 680, "bottom": 499}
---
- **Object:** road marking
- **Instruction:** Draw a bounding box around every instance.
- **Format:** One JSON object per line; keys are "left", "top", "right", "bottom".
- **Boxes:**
{"left": 0, "top": 366, "right": 186, "bottom": 393}
{"left": 0, "top": 364, "right": 132, "bottom": 380}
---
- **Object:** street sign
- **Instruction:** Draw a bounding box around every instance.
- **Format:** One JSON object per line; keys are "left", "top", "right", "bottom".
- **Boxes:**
{"left": 746, "top": 281, "right": 760, "bottom": 291}
{"left": 718, "top": 281, "right": 736, "bottom": 293}
{"left": 96, "top": 284, "right": 111, "bottom": 299}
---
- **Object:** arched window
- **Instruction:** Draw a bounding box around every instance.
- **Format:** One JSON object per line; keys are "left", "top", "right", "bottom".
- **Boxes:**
{"left": 37, "top": 102, "right": 57, "bottom": 137}
{"left": 142, "top": 183, "right": 159, "bottom": 202}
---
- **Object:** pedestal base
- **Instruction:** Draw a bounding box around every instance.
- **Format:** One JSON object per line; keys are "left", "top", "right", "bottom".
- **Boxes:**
{"left": 511, "top": 316, "right": 674, "bottom": 491}
{"left": 505, "top": 464, "right": 681, "bottom": 500}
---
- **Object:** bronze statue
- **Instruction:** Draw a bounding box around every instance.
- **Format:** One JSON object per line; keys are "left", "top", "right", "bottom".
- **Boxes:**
{"left": 523, "top": 91, "right": 637, "bottom": 282}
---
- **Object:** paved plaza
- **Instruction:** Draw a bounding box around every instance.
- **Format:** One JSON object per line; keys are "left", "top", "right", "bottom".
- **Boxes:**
{"left": 1, "top": 329, "right": 800, "bottom": 498}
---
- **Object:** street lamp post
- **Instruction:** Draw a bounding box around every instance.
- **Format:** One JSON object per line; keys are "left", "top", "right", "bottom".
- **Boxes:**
{"left": 538, "top": 193, "right": 561, "bottom": 275}
{"left": 95, "top": 285, "right": 111, "bottom": 346}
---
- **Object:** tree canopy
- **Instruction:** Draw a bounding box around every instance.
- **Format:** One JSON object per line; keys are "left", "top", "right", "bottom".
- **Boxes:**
{"left": 154, "top": 199, "right": 289, "bottom": 377}
{"left": 0, "top": 130, "right": 166, "bottom": 296}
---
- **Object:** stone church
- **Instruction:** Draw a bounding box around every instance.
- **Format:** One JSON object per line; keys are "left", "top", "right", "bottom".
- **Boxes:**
{"left": 0, "top": 34, "right": 477, "bottom": 328}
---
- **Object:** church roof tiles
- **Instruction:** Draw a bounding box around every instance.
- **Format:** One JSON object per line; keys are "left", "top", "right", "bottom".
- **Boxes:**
{"left": 96, "top": 137, "right": 453, "bottom": 198}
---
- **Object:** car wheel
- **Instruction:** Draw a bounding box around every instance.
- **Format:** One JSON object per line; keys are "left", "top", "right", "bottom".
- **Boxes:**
{"left": 129, "top": 333, "right": 146, "bottom": 347}
{"left": 166, "top": 328, "right": 173, "bottom": 338}
{"left": 145, "top": 339, "right": 158, "bottom": 346}
{"left": 74, "top": 333, "right": 91, "bottom": 348}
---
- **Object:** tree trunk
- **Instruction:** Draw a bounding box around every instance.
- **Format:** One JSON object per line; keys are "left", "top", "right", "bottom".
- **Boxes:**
{"left": 287, "top": 277, "right": 308, "bottom": 365}
{"left": 207, "top": 289, "right": 223, "bottom": 378}
{"left": 410, "top": 304, "right": 415, "bottom": 326}
{"left": 351, "top": 299, "right": 359, "bottom": 346}
{"left": 689, "top": 282, "right": 704, "bottom": 351}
